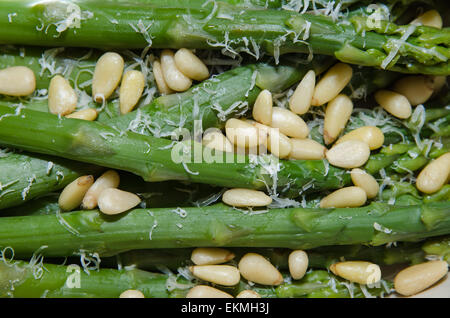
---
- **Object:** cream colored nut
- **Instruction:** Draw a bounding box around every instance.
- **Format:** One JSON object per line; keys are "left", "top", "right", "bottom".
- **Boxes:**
{"left": 320, "top": 186, "right": 367, "bottom": 208}
{"left": 430, "top": 76, "right": 446, "bottom": 94}
{"left": 253, "top": 89, "right": 273, "bottom": 125}
{"left": 0, "top": 66, "right": 36, "bottom": 96}
{"left": 350, "top": 168, "right": 379, "bottom": 199}
{"left": 236, "top": 290, "right": 261, "bottom": 298}
{"left": 203, "top": 130, "right": 234, "bottom": 153}
{"left": 58, "top": 175, "right": 94, "bottom": 211}
{"left": 174, "top": 48, "right": 209, "bottom": 81}
{"left": 120, "top": 70, "right": 145, "bottom": 114}
{"left": 160, "top": 49, "right": 192, "bottom": 92}
{"left": 289, "top": 138, "right": 326, "bottom": 160}
{"left": 222, "top": 188, "right": 272, "bottom": 207}
{"left": 189, "top": 265, "right": 241, "bottom": 286}
{"left": 326, "top": 140, "right": 370, "bottom": 169}
{"left": 225, "top": 118, "right": 265, "bottom": 148}
{"left": 289, "top": 70, "right": 315, "bottom": 115}
{"left": 238, "top": 253, "right": 283, "bottom": 286}
{"left": 98, "top": 188, "right": 140, "bottom": 215}
{"left": 186, "top": 285, "right": 233, "bottom": 298}
{"left": 152, "top": 60, "right": 174, "bottom": 95}
{"left": 375, "top": 90, "right": 412, "bottom": 119}
{"left": 267, "top": 128, "right": 292, "bottom": 159}
{"left": 335, "top": 126, "right": 384, "bottom": 150}
{"left": 416, "top": 152, "right": 450, "bottom": 194}
{"left": 82, "top": 170, "right": 120, "bottom": 209}
{"left": 120, "top": 289, "right": 145, "bottom": 298}
{"left": 411, "top": 9, "right": 443, "bottom": 29}
{"left": 330, "top": 261, "right": 381, "bottom": 285}
{"left": 92, "top": 52, "right": 124, "bottom": 102}
{"left": 48, "top": 75, "right": 77, "bottom": 116}
{"left": 270, "top": 107, "right": 309, "bottom": 139}
{"left": 394, "top": 261, "right": 448, "bottom": 296}
{"left": 323, "top": 94, "right": 353, "bottom": 145}
{"left": 66, "top": 108, "right": 98, "bottom": 121}
{"left": 311, "top": 63, "right": 353, "bottom": 106}
{"left": 288, "top": 250, "right": 308, "bottom": 280}
{"left": 393, "top": 76, "right": 434, "bottom": 106}
{"left": 191, "top": 247, "right": 235, "bottom": 265}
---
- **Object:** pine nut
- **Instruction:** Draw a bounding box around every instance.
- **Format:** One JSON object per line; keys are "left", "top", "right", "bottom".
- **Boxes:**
{"left": 311, "top": 63, "right": 353, "bottom": 106}
{"left": 393, "top": 76, "right": 434, "bottom": 106}
{"left": 289, "top": 138, "right": 326, "bottom": 160}
{"left": 270, "top": 107, "right": 309, "bottom": 139}
{"left": 411, "top": 9, "right": 443, "bottom": 29}
{"left": 189, "top": 265, "right": 240, "bottom": 286}
{"left": 289, "top": 70, "right": 315, "bottom": 115}
{"left": 222, "top": 188, "right": 272, "bottom": 207}
{"left": 416, "top": 152, "right": 450, "bottom": 194}
{"left": 191, "top": 247, "right": 235, "bottom": 265}
{"left": 238, "top": 253, "right": 283, "bottom": 286}
{"left": 0, "top": 66, "right": 36, "bottom": 96}
{"left": 252, "top": 89, "right": 273, "bottom": 126}
{"left": 288, "top": 250, "right": 308, "bottom": 280}
{"left": 58, "top": 175, "right": 94, "bottom": 211}
{"left": 152, "top": 60, "right": 174, "bottom": 95}
{"left": 350, "top": 168, "right": 379, "bottom": 199}
{"left": 320, "top": 186, "right": 367, "bottom": 208}
{"left": 326, "top": 140, "right": 370, "bottom": 168}
{"left": 323, "top": 94, "right": 353, "bottom": 145}
{"left": 119, "top": 70, "right": 145, "bottom": 114}
{"left": 66, "top": 108, "right": 98, "bottom": 121}
{"left": 174, "top": 48, "right": 209, "bottom": 81}
{"left": 92, "top": 52, "right": 124, "bottom": 102}
{"left": 160, "top": 49, "right": 192, "bottom": 92}
{"left": 375, "top": 90, "right": 412, "bottom": 119}
{"left": 225, "top": 118, "right": 265, "bottom": 149}
{"left": 120, "top": 289, "right": 145, "bottom": 298}
{"left": 236, "top": 290, "right": 261, "bottom": 298}
{"left": 267, "top": 128, "right": 292, "bottom": 159}
{"left": 430, "top": 75, "right": 446, "bottom": 93}
{"left": 394, "top": 261, "right": 448, "bottom": 296}
{"left": 48, "top": 75, "right": 78, "bottom": 116}
{"left": 97, "top": 188, "right": 140, "bottom": 215}
{"left": 330, "top": 261, "right": 381, "bottom": 285}
{"left": 82, "top": 170, "right": 120, "bottom": 209}
{"left": 186, "top": 285, "right": 233, "bottom": 298}
{"left": 335, "top": 126, "right": 384, "bottom": 150}
{"left": 203, "top": 130, "right": 234, "bottom": 153}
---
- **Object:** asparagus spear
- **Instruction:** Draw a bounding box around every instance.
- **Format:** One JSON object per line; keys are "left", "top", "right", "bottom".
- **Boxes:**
{"left": 1, "top": 201, "right": 449, "bottom": 258}
{"left": 0, "top": 60, "right": 320, "bottom": 209}
{"left": 0, "top": 0, "right": 448, "bottom": 74}
{"left": 0, "top": 258, "right": 391, "bottom": 298}
{"left": 0, "top": 46, "right": 98, "bottom": 93}
{"left": 0, "top": 151, "right": 101, "bottom": 210}
{"left": 102, "top": 241, "right": 432, "bottom": 273}
{"left": 0, "top": 104, "right": 352, "bottom": 194}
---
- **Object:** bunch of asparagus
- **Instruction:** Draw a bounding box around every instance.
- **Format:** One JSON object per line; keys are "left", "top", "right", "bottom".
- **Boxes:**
{"left": 0, "top": 0, "right": 449, "bottom": 299}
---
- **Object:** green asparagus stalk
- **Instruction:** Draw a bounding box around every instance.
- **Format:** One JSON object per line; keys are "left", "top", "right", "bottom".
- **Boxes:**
{"left": 102, "top": 241, "right": 431, "bottom": 273}
{"left": 0, "top": 104, "right": 351, "bottom": 195}
{"left": 0, "top": 259, "right": 185, "bottom": 298}
{"left": 0, "top": 151, "right": 101, "bottom": 210}
{"left": 0, "top": 60, "right": 320, "bottom": 209}
{"left": 1, "top": 201, "right": 449, "bottom": 258}
{"left": 422, "top": 236, "right": 450, "bottom": 262}
{"left": 0, "top": 258, "right": 391, "bottom": 298}
{"left": 0, "top": 46, "right": 98, "bottom": 93}
{"left": 0, "top": 0, "right": 448, "bottom": 74}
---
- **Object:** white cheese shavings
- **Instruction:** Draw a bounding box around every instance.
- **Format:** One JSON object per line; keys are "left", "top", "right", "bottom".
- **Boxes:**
{"left": 38, "top": 1, "right": 94, "bottom": 35}
{"left": 373, "top": 222, "right": 393, "bottom": 234}
{"left": 381, "top": 25, "right": 416, "bottom": 69}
